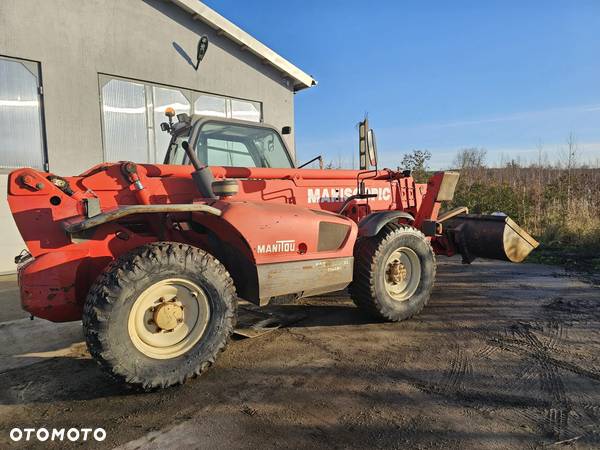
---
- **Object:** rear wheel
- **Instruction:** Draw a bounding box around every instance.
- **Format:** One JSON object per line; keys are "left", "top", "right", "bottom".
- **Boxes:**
{"left": 83, "top": 242, "right": 236, "bottom": 389}
{"left": 350, "top": 224, "right": 436, "bottom": 321}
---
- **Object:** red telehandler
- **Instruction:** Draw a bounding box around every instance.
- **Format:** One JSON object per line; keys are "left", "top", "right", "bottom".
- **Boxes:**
{"left": 7, "top": 112, "right": 538, "bottom": 389}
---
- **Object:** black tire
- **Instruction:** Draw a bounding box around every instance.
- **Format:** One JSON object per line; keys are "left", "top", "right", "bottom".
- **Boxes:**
{"left": 83, "top": 242, "right": 237, "bottom": 389}
{"left": 349, "top": 224, "right": 436, "bottom": 321}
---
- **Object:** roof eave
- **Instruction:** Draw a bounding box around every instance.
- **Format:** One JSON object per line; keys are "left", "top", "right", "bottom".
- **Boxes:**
{"left": 169, "top": 0, "right": 317, "bottom": 91}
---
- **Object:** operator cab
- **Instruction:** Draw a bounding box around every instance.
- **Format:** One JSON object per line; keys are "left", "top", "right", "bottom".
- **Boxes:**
{"left": 163, "top": 115, "right": 294, "bottom": 169}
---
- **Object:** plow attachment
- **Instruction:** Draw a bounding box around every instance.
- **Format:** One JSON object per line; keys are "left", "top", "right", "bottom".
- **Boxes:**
{"left": 444, "top": 214, "right": 539, "bottom": 263}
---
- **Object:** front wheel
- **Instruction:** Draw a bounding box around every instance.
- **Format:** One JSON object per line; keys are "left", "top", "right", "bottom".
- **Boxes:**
{"left": 349, "top": 224, "right": 436, "bottom": 321}
{"left": 83, "top": 242, "right": 236, "bottom": 389}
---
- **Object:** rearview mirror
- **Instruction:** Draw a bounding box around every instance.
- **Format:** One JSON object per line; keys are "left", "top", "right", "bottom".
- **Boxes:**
{"left": 367, "top": 129, "right": 378, "bottom": 167}
{"left": 358, "top": 118, "right": 368, "bottom": 170}
{"left": 358, "top": 118, "right": 377, "bottom": 169}
{"left": 176, "top": 113, "right": 190, "bottom": 123}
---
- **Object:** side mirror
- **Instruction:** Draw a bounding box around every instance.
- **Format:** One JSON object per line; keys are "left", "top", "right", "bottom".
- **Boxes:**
{"left": 367, "top": 129, "right": 378, "bottom": 167}
{"left": 176, "top": 113, "right": 190, "bottom": 123}
{"left": 160, "top": 122, "right": 170, "bottom": 132}
{"left": 358, "top": 118, "right": 368, "bottom": 170}
{"left": 358, "top": 117, "right": 378, "bottom": 169}
{"left": 194, "top": 35, "right": 209, "bottom": 70}
{"left": 281, "top": 126, "right": 292, "bottom": 135}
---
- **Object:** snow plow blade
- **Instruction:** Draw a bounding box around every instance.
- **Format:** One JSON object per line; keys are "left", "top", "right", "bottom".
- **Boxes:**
{"left": 444, "top": 214, "right": 539, "bottom": 263}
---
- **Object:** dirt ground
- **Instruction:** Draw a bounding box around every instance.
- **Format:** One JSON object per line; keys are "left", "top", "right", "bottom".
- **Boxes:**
{"left": 1, "top": 257, "right": 599, "bottom": 449}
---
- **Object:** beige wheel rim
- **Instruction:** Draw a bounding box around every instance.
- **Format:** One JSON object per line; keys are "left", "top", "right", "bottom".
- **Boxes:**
{"left": 383, "top": 247, "right": 421, "bottom": 301}
{"left": 128, "top": 278, "right": 210, "bottom": 359}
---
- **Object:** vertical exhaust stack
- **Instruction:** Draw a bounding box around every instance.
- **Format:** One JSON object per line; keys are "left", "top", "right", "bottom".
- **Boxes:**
{"left": 444, "top": 214, "right": 539, "bottom": 263}
{"left": 181, "top": 140, "right": 217, "bottom": 199}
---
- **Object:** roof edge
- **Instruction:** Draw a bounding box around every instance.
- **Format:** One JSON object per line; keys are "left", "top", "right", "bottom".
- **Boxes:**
{"left": 169, "top": 0, "right": 317, "bottom": 91}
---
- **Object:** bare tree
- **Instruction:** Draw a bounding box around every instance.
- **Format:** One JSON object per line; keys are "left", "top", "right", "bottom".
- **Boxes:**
{"left": 401, "top": 149, "right": 431, "bottom": 182}
{"left": 453, "top": 148, "right": 487, "bottom": 170}
{"left": 564, "top": 133, "right": 578, "bottom": 210}
{"left": 452, "top": 148, "right": 487, "bottom": 184}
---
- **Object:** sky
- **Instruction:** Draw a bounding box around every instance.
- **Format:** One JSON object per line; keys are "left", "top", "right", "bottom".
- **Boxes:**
{"left": 204, "top": 0, "right": 600, "bottom": 169}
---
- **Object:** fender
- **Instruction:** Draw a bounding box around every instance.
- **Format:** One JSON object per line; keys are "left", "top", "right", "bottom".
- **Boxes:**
{"left": 195, "top": 201, "right": 357, "bottom": 305}
{"left": 358, "top": 211, "right": 414, "bottom": 237}
{"left": 62, "top": 204, "right": 222, "bottom": 233}
{"left": 201, "top": 201, "right": 357, "bottom": 264}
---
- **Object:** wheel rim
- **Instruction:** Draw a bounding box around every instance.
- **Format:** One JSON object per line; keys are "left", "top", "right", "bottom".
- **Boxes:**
{"left": 128, "top": 278, "right": 210, "bottom": 359}
{"left": 383, "top": 247, "right": 421, "bottom": 301}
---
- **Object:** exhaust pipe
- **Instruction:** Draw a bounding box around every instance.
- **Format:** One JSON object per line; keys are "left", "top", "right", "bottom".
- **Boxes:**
{"left": 444, "top": 214, "right": 539, "bottom": 263}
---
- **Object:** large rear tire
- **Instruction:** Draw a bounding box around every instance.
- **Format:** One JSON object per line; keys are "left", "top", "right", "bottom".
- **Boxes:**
{"left": 83, "top": 242, "right": 236, "bottom": 389}
{"left": 350, "top": 224, "right": 436, "bottom": 321}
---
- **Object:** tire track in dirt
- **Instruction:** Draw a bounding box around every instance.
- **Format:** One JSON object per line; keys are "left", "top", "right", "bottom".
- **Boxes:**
{"left": 409, "top": 338, "right": 477, "bottom": 400}
{"left": 439, "top": 345, "right": 473, "bottom": 394}
{"left": 217, "top": 300, "right": 600, "bottom": 445}
{"left": 513, "top": 324, "right": 567, "bottom": 398}
{"left": 545, "top": 319, "right": 565, "bottom": 352}
{"left": 483, "top": 328, "right": 600, "bottom": 383}
{"left": 514, "top": 363, "right": 538, "bottom": 384}
{"left": 509, "top": 323, "right": 571, "bottom": 439}
{"left": 473, "top": 343, "right": 499, "bottom": 359}
{"left": 486, "top": 328, "right": 600, "bottom": 440}
{"left": 454, "top": 318, "right": 600, "bottom": 442}
{"left": 582, "top": 403, "right": 600, "bottom": 425}
{"left": 543, "top": 295, "right": 600, "bottom": 321}
{"left": 404, "top": 335, "right": 546, "bottom": 423}
{"left": 498, "top": 322, "right": 583, "bottom": 441}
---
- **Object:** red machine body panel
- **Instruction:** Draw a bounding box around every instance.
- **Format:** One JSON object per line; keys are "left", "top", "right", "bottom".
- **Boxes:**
{"left": 206, "top": 201, "right": 357, "bottom": 264}
{"left": 7, "top": 162, "right": 452, "bottom": 321}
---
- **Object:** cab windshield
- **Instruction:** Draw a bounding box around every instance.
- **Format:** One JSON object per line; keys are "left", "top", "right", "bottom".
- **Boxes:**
{"left": 166, "top": 121, "right": 294, "bottom": 168}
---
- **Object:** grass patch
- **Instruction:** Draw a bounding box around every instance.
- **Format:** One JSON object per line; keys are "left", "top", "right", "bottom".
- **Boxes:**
{"left": 528, "top": 244, "right": 600, "bottom": 273}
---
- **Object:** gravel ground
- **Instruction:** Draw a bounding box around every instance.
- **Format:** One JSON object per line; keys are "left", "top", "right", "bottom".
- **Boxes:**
{"left": 0, "top": 257, "right": 599, "bottom": 449}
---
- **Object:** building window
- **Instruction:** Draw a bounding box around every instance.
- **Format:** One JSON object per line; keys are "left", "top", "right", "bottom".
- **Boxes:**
{"left": 230, "top": 98, "right": 261, "bottom": 122}
{"left": 99, "top": 74, "right": 262, "bottom": 164}
{"left": 194, "top": 94, "right": 261, "bottom": 123}
{"left": 0, "top": 56, "right": 46, "bottom": 170}
{"left": 101, "top": 79, "right": 149, "bottom": 163}
{"left": 194, "top": 94, "right": 226, "bottom": 118}
{"left": 152, "top": 86, "right": 190, "bottom": 163}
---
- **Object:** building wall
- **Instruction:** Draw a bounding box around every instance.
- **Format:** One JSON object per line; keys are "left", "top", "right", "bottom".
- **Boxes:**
{"left": 0, "top": 0, "right": 296, "bottom": 273}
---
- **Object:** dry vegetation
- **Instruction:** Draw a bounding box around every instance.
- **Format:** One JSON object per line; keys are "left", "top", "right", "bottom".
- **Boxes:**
{"left": 445, "top": 143, "right": 600, "bottom": 271}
